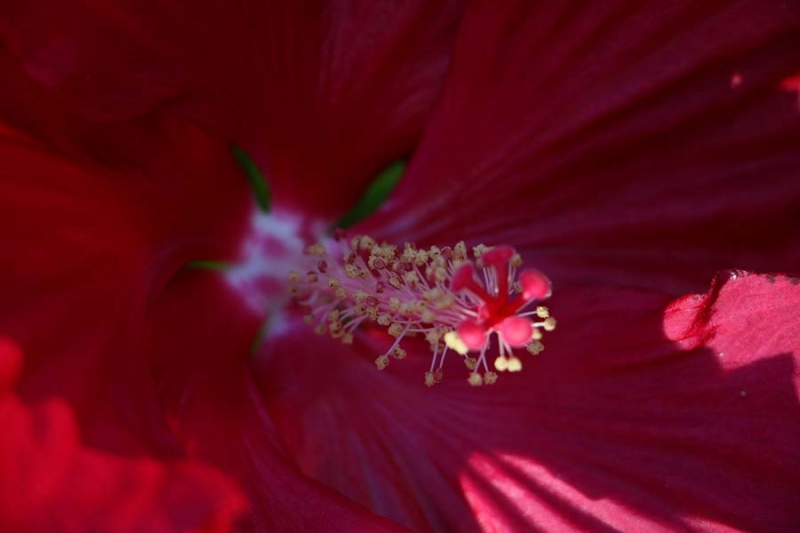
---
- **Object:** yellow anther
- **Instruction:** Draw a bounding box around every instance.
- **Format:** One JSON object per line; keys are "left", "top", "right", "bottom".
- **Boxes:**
{"left": 375, "top": 355, "right": 390, "bottom": 370}
{"left": 484, "top": 371, "right": 498, "bottom": 385}
{"left": 464, "top": 357, "right": 477, "bottom": 370}
{"left": 334, "top": 287, "right": 347, "bottom": 300}
{"left": 389, "top": 297, "right": 400, "bottom": 311}
{"left": 420, "top": 309, "right": 435, "bottom": 323}
{"left": 543, "top": 317, "right": 557, "bottom": 331}
{"left": 434, "top": 293, "right": 455, "bottom": 310}
{"left": 353, "top": 290, "right": 368, "bottom": 303}
{"left": 288, "top": 271, "right": 302, "bottom": 283}
{"left": 306, "top": 272, "right": 318, "bottom": 283}
{"left": 328, "top": 277, "right": 341, "bottom": 288}
{"left": 468, "top": 372, "right": 483, "bottom": 386}
{"left": 425, "top": 329, "right": 441, "bottom": 345}
{"left": 531, "top": 329, "right": 543, "bottom": 341}
{"left": 344, "top": 264, "right": 359, "bottom": 279}
{"left": 494, "top": 356, "right": 509, "bottom": 372}
{"left": 393, "top": 347, "right": 407, "bottom": 360}
{"left": 382, "top": 244, "right": 398, "bottom": 259}
{"left": 403, "top": 271, "right": 420, "bottom": 286}
{"left": 507, "top": 356, "right": 523, "bottom": 372}
{"left": 536, "top": 306, "right": 550, "bottom": 318}
{"left": 388, "top": 323, "right": 404, "bottom": 337}
{"left": 453, "top": 242, "right": 468, "bottom": 260}
{"left": 444, "top": 331, "right": 469, "bottom": 355}
{"left": 314, "top": 324, "right": 326, "bottom": 335}
{"left": 472, "top": 244, "right": 490, "bottom": 259}
{"left": 424, "top": 372, "right": 436, "bottom": 387}
{"left": 342, "top": 332, "right": 354, "bottom": 344}
{"left": 422, "top": 288, "right": 442, "bottom": 301}
{"left": 305, "top": 243, "right": 326, "bottom": 256}
{"left": 402, "top": 243, "right": 417, "bottom": 263}
{"left": 398, "top": 302, "right": 416, "bottom": 315}
{"left": 511, "top": 253, "right": 523, "bottom": 267}
{"left": 357, "top": 236, "right": 377, "bottom": 250}
{"left": 526, "top": 340, "right": 544, "bottom": 355}
{"left": 377, "top": 314, "right": 393, "bottom": 326}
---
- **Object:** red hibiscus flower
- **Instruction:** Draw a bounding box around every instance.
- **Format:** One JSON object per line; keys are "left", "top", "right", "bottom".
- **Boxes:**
{"left": 2, "top": 1, "right": 800, "bottom": 532}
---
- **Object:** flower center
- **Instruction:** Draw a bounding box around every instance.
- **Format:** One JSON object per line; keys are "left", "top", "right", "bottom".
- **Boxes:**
{"left": 225, "top": 211, "right": 326, "bottom": 334}
{"left": 222, "top": 151, "right": 557, "bottom": 385}
{"left": 287, "top": 234, "right": 556, "bottom": 386}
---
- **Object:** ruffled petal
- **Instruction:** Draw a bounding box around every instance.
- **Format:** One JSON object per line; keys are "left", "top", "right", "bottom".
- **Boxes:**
{"left": 0, "top": 1, "right": 466, "bottom": 220}
{"left": 0, "top": 54, "right": 252, "bottom": 261}
{"left": 0, "top": 107, "right": 249, "bottom": 452}
{"left": 369, "top": 1, "right": 800, "bottom": 294}
{"left": 0, "top": 337, "right": 248, "bottom": 533}
{"left": 256, "top": 273, "right": 800, "bottom": 532}
{"left": 146, "top": 269, "right": 410, "bottom": 532}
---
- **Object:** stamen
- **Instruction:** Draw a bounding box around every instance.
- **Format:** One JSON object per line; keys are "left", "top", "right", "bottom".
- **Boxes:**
{"left": 288, "top": 235, "right": 556, "bottom": 386}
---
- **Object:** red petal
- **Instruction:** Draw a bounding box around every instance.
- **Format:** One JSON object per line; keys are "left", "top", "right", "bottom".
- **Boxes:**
{"left": 0, "top": 109, "right": 250, "bottom": 448}
{"left": 257, "top": 272, "right": 800, "bottom": 532}
{"left": 147, "top": 270, "right": 409, "bottom": 532}
{"left": 0, "top": 79, "right": 251, "bottom": 265}
{"left": 370, "top": 1, "right": 800, "bottom": 294}
{"left": 665, "top": 270, "right": 800, "bottom": 363}
{"left": 0, "top": 1, "right": 466, "bottom": 220}
{"left": 0, "top": 337, "right": 22, "bottom": 391}
{"left": 0, "top": 337, "right": 247, "bottom": 533}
